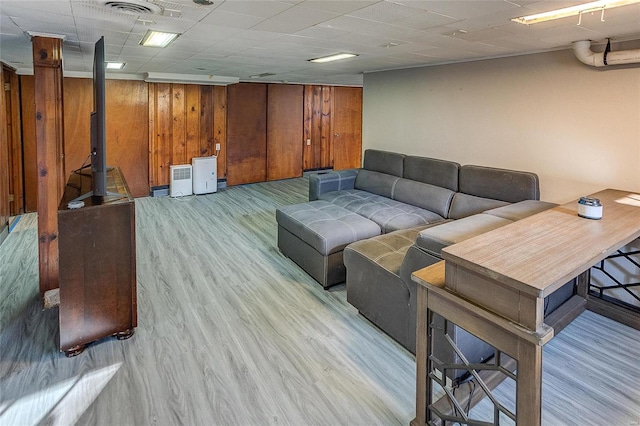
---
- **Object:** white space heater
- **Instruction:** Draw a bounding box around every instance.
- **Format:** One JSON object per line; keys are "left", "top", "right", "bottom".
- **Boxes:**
{"left": 169, "top": 164, "right": 193, "bottom": 197}
{"left": 192, "top": 156, "right": 218, "bottom": 195}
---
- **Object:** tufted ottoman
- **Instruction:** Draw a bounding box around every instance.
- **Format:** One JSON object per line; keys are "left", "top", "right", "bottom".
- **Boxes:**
{"left": 276, "top": 200, "right": 381, "bottom": 288}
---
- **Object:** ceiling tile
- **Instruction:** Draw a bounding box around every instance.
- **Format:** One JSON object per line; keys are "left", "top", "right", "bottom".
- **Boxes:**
{"left": 250, "top": 6, "right": 340, "bottom": 33}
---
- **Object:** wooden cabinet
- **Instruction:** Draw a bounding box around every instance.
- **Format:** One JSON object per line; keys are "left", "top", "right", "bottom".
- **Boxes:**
{"left": 267, "top": 85, "right": 303, "bottom": 181}
{"left": 227, "top": 83, "right": 267, "bottom": 186}
{"left": 58, "top": 167, "right": 136, "bottom": 356}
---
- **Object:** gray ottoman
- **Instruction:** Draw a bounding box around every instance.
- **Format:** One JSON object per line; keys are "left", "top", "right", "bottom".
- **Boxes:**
{"left": 276, "top": 200, "right": 381, "bottom": 288}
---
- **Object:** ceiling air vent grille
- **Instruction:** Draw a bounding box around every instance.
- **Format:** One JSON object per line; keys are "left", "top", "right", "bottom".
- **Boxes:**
{"left": 100, "top": 0, "right": 162, "bottom": 15}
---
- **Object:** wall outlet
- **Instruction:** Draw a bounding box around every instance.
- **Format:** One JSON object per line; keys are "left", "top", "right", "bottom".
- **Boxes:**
{"left": 215, "top": 143, "right": 221, "bottom": 151}
{"left": 306, "top": 139, "right": 311, "bottom": 146}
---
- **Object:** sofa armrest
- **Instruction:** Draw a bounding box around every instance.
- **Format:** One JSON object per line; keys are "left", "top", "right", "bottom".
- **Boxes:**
{"left": 308, "top": 169, "right": 358, "bottom": 201}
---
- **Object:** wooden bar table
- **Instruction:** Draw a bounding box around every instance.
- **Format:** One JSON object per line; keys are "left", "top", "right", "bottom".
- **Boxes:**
{"left": 411, "top": 189, "right": 640, "bottom": 425}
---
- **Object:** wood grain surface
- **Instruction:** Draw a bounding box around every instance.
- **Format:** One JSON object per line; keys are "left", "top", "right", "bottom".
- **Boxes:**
{"left": 1, "top": 179, "right": 638, "bottom": 425}
{"left": 227, "top": 83, "right": 267, "bottom": 186}
{"left": 267, "top": 84, "right": 303, "bottom": 181}
{"left": 443, "top": 189, "right": 640, "bottom": 297}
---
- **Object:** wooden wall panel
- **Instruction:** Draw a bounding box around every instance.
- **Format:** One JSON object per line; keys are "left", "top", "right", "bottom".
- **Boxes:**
{"left": 332, "top": 86, "right": 362, "bottom": 170}
{"left": 149, "top": 83, "right": 226, "bottom": 187}
{"left": 303, "top": 85, "right": 334, "bottom": 170}
{"left": 195, "top": 85, "right": 212, "bottom": 159}
{"left": 5, "top": 67, "right": 24, "bottom": 216}
{"left": 227, "top": 83, "right": 267, "bottom": 186}
{"left": 0, "top": 67, "right": 9, "bottom": 236}
{"left": 20, "top": 75, "right": 37, "bottom": 212}
{"left": 172, "top": 85, "right": 186, "bottom": 163}
{"left": 150, "top": 83, "right": 172, "bottom": 187}
{"left": 62, "top": 78, "right": 92, "bottom": 181}
{"left": 213, "top": 86, "right": 227, "bottom": 179}
{"left": 267, "top": 84, "right": 303, "bottom": 181}
{"left": 61, "top": 78, "right": 149, "bottom": 198}
{"left": 104, "top": 79, "right": 148, "bottom": 197}
{"left": 303, "top": 85, "right": 321, "bottom": 170}
{"left": 320, "top": 86, "right": 332, "bottom": 169}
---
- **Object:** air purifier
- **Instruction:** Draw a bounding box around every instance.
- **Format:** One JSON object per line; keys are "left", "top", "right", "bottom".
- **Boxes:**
{"left": 169, "top": 164, "right": 193, "bottom": 197}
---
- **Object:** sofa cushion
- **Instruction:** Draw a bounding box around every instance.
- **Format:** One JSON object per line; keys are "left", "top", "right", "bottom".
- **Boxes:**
{"left": 393, "top": 178, "right": 455, "bottom": 218}
{"left": 483, "top": 200, "right": 557, "bottom": 221}
{"left": 459, "top": 165, "right": 540, "bottom": 202}
{"left": 345, "top": 226, "right": 427, "bottom": 276}
{"left": 448, "top": 193, "right": 509, "bottom": 220}
{"left": 415, "top": 213, "right": 513, "bottom": 257}
{"left": 354, "top": 169, "right": 400, "bottom": 198}
{"left": 363, "top": 149, "right": 405, "bottom": 177}
{"left": 320, "top": 190, "right": 445, "bottom": 233}
{"left": 276, "top": 200, "right": 381, "bottom": 255}
{"left": 403, "top": 156, "right": 460, "bottom": 191}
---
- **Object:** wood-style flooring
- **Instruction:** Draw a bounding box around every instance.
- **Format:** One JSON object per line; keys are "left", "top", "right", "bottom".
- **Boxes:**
{"left": 1, "top": 177, "right": 639, "bottom": 425}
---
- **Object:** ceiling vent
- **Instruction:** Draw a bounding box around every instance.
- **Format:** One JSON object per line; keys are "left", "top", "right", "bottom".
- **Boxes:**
{"left": 99, "top": 0, "right": 163, "bottom": 15}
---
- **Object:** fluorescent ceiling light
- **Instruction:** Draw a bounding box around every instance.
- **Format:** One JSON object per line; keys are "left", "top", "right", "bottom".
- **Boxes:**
{"left": 143, "top": 72, "right": 239, "bottom": 86}
{"left": 139, "top": 30, "right": 180, "bottom": 47}
{"left": 512, "top": 0, "right": 640, "bottom": 24}
{"left": 106, "top": 62, "right": 125, "bottom": 70}
{"left": 309, "top": 53, "right": 357, "bottom": 63}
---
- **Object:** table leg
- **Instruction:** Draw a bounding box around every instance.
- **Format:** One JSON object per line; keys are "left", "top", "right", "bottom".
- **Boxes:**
{"left": 411, "top": 286, "right": 430, "bottom": 426}
{"left": 516, "top": 340, "right": 543, "bottom": 426}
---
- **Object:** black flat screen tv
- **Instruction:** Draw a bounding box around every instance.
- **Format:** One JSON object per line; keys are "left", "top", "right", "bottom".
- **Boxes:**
{"left": 70, "top": 36, "right": 113, "bottom": 204}
{"left": 91, "top": 36, "right": 107, "bottom": 197}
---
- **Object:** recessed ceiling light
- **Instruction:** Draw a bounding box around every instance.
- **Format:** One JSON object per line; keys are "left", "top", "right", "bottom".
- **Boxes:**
{"left": 139, "top": 30, "right": 180, "bottom": 47}
{"left": 106, "top": 62, "right": 125, "bottom": 70}
{"left": 512, "top": 0, "right": 640, "bottom": 24}
{"left": 309, "top": 53, "right": 358, "bottom": 63}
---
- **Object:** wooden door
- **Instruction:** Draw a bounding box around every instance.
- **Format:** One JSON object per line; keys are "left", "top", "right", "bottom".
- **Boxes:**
{"left": 267, "top": 84, "right": 303, "bottom": 181}
{"left": 303, "top": 85, "right": 332, "bottom": 170}
{"left": 332, "top": 87, "right": 362, "bottom": 170}
{"left": 227, "top": 83, "right": 267, "bottom": 186}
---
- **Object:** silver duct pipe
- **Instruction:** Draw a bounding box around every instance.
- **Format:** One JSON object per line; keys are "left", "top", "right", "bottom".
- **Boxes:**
{"left": 573, "top": 40, "right": 640, "bottom": 67}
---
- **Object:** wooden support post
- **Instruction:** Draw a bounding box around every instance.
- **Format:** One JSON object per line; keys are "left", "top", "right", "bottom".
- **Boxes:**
{"left": 32, "top": 35, "right": 65, "bottom": 302}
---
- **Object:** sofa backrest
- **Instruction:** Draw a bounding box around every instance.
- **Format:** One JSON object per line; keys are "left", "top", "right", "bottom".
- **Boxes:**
{"left": 403, "top": 156, "right": 460, "bottom": 192}
{"left": 448, "top": 165, "right": 540, "bottom": 219}
{"left": 393, "top": 179, "right": 455, "bottom": 219}
{"left": 362, "top": 149, "right": 405, "bottom": 177}
{"left": 459, "top": 165, "right": 540, "bottom": 202}
{"left": 354, "top": 170, "right": 400, "bottom": 198}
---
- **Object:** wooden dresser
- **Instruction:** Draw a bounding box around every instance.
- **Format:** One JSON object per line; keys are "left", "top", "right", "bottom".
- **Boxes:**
{"left": 57, "top": 167, "right": 137, "bottom": 356}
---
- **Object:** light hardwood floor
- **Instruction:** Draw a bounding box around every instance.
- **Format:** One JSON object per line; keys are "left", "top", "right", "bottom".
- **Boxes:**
{"left": 1, "top": 178, "right": 639, "bottom": 425}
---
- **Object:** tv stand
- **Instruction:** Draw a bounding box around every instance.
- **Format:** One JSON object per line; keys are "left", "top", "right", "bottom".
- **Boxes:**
{"left": 58, "top": 167, "right": 137, "bottom": 356}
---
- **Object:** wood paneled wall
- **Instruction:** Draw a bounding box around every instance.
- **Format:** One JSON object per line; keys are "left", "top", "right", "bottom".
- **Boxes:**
{"left": 148, "top": 83, "right": 226, "bottom": 188}
{"left": 227, "top": 83, "right": 267, "bottom": 186}
{"left": 20, "top": 75, "right": 36, "bottom": 212}
{"left": 267, "top": 84, "right": 303, "bottom": 181}
{"left": 303, "top": 85, "right": 332, "bottom": 170}
{"left": 62, "top": 78, "right": 149, "bottom": 197}
{"left": 332, "top": 87, "right": 362, "bottom": 171}
{"left": 0, "top": 67, "right": 9, "bottom": 237}
{"left": 303, "top": 85, "right": 362, "bottom": 171}
{"left": 3, "top": 66, "right": 23, "bottom": 217}
{"left": 22, "top": 77, "right": 149, "bottom": 211}
{"left": 19, "top": 79, "right": 359, "bottom": 209}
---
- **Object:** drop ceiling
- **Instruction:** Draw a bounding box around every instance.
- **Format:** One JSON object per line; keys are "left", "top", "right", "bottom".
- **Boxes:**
{"left": 1, "top": 0, "right": 639, "bottom": 86}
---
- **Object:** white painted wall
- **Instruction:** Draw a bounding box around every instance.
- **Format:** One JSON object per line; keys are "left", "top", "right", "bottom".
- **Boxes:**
{"left": 363, "top": 49, "right": 640, "bottom": 203}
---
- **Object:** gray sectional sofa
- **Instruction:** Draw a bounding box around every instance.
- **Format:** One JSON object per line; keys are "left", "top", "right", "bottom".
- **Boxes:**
{"left": 276, "top": 149, "right": 575, "bottom": 380}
